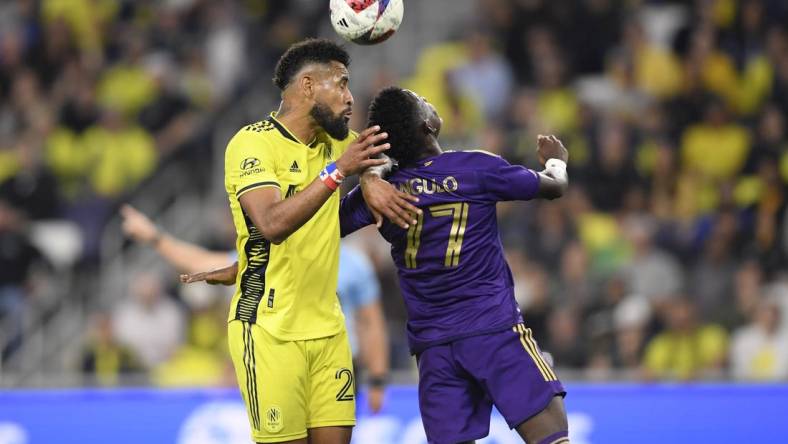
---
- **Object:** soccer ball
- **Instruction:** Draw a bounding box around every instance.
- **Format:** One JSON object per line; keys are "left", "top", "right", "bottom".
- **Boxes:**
{"left": 330, "top": 0, "right": 404, "bottom": 45}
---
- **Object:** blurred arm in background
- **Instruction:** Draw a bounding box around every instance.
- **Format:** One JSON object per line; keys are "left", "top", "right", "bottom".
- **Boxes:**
{"left": 120, "top": 204, "right": 232, "bottom": 274}
{"left": 355, "top": 298, "right": 389, "bottom": 413}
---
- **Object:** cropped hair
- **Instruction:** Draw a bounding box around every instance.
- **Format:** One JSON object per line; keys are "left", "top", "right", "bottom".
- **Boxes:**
{"left": 366, "top": 87, "right": 423, "bottom": 167}
{"left": 273, "top": 38, "right": 350, "bottom": 90}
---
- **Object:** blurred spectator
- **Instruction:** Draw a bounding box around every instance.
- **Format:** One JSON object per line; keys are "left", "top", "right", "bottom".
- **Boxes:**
{"left": 532, "top": 31, "right": 579, "bottom": 135}
{"left": 744, "top": 104, "right": 787, "bottom": 174}
{"left": 449, "top": 29, "right": 514, "bottom": 122}
{"left": 80, "top": 311, "right": 142, "bottom": 386}
{"left": 83, "top": 108, "right": 157, "bottom": 198}
{"left": 611, "top": 295, "right": 652, "bottom": 372}
{"left": 113, "top": 271, "right": 185, "bottom": 368}
{"left": 555, "top": 241, "right": 595, "bottom": 308}
{"left": 688, "top": 209, "right": 738, "bottom": 323}
{"left": 621, "top": 215, "right": 683, "bottom": 304}
{"left": 734, "top": 259, "right": 764, "bottom": 326}
{"left": 0, "top": 133, "right": 60, "bottom": 220}
{"left": 743, "top": 158, "right": 786, "bottom": 274}
{"left": 152, "top": 297, "right": 230, "bottom": 388}
{"left": 730, "top": 297, "right": 788, "bottom": 380}
{"left": 681, "top": 98, "right": 750, "bottom": 183}
{"left": 642, "top": 298, "right": 728, "bottom": 380}
{"left": 519, "top": 202, "right": 574, "bottom": 270}
{"left": 608, "top": 18, "right": 682, "bottom": 100}
{"left": 0, "top": 201, "right": 45, "bottom": 360}
{"left": 138, "top": 54, "right": 198, "bottom": 156}
{"left": 512, "top": 254, "right": 552, "bottom": 346}
{"left": 546, "top": 307, "right": 587, "bottom": 369}
{"left": 585, "top": 118, "right": 641, "bottom": 212}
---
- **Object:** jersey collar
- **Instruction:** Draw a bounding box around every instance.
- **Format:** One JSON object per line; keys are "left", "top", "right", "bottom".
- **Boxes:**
{"left": 268, "top": 112, "right": 318, "bottom": 147}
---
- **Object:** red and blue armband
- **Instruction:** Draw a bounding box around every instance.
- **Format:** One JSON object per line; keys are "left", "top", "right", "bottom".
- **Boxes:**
{"left": 319, "top": 162, "right": 345, "bottom": 191}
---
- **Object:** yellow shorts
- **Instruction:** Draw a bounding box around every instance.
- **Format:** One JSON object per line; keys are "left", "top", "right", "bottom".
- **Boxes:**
{"left": 228, "top": 320, "right": 356, "bottom": 443}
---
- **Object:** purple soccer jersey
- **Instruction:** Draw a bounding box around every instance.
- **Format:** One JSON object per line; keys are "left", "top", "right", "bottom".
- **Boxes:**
{"left": 340, "top": 150, "right": 541, "bottom": 353}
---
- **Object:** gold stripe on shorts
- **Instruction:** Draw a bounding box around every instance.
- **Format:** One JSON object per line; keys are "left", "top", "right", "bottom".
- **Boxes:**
{"left": 513, "top": 324, "right": 554, "bottom": 381}
{"left": 524, "top": 326, "right": 557, "bottom": 381}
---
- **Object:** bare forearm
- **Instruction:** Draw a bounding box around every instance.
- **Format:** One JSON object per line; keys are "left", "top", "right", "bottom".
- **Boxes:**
{"left": 156, "top": 235, "right": 232, "bottom": 274}
{"left": 180, "top": 261, "right": 238, "bottom": 285}
{"left": 257, "top": 179, "right": 334, "bottom": 244}
{"left": 357, "top": 304, "right": 389, "bottom": 378}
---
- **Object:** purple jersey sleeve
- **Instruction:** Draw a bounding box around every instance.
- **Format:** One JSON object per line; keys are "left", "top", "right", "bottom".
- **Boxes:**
{"left": 480, "top": 156, "right": 541, "bottom": 201}
{"left": 339, "top": 185, "right": 375, "bottom": 237}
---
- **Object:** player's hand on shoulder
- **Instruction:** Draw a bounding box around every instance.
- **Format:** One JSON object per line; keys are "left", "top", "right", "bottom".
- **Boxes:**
{"left": 536, "top": 134, "right": 568, "bottom": 165}
{"left": 360, "top": 175, "right": 421, "bottom": 229}
{"left": 336, "top": 126, "right": 391, "bottom": 176}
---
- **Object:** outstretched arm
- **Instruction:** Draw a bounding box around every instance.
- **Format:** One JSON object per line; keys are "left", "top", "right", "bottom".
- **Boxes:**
{"left": 180, "top": 261, "right": 238, "bottom": 285}
{"left": 120, "top": 204, "right": 233, "bottom": 274}
{"left": 481, "top": 135, "right": 568, "bottom": 202}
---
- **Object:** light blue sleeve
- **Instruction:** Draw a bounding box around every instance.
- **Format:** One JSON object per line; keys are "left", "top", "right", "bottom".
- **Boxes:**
{"left": 339, "top": 246, "right": 381, "bottom": 309}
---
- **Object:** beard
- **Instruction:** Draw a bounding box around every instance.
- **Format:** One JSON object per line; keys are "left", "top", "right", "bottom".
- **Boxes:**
{"left": 310, "top": 102, "right": 349, "bottom": 140}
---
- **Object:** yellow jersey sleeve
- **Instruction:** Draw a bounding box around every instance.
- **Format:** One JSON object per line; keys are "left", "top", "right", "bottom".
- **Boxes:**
{"left": 226, "top": 128, "right": 281, "bottom": 198}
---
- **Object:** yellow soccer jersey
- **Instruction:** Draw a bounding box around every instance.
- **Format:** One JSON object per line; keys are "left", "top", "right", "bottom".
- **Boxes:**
{"left": 224, "top": 113, "right": 356, "bottom": 341}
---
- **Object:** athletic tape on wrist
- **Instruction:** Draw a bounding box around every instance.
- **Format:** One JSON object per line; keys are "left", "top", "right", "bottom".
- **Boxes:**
{"left": 545, "top": 158, "right": 567, "bottom": 181}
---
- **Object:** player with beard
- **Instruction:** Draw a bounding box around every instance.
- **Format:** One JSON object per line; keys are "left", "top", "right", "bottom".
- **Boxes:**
{"left": 222, "top": 40, "right": 418, "bottom": 444}
{"left": 191, "top": 84, "right": 569, "bottom": 443}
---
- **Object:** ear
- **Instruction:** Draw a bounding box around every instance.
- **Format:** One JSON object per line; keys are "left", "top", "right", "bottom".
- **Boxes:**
{"left": 298, "top": 74, "right": 315, "bottom": 99}
{"left": 423, "top": 119, "right": 437, "bottom": 135}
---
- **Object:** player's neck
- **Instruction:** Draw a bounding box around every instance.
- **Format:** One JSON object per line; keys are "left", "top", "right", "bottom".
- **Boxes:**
{"left": 414, "top": 138, "right": 442, "bottom": 162}
{"left": 275, "top": 103, "right": 319, "bottom": 145}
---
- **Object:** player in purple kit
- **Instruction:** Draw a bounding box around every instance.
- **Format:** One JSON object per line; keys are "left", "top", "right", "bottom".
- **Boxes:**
{"left": 339, "top": 87, "right": 570, "bottom": 444}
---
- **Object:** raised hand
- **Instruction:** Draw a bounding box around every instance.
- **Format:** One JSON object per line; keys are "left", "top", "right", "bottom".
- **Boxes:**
{"left": 120, "top": 204, "right": 160, "bottom": 244}
{"left": 335, "top": 126, "right": 391, "bottom": 177}
{"left": 536, "top": 134, "right": 568, "bottom": 165}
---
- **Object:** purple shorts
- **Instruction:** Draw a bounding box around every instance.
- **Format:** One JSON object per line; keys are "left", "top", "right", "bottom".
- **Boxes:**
{"left": 416, "top": 323, "right": 565, "bottom": 444}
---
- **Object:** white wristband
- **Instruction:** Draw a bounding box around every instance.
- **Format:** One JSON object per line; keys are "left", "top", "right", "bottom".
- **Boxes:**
{"left": 545, "top": 158, "right": 567, "bottom": 181}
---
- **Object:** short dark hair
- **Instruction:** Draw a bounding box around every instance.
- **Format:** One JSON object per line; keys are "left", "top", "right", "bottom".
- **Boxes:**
{"left": 272, "top": 38, "right": 350, "bottom": 90}
{"left": 367, "top": 87, "right": 423, "bottom": 168}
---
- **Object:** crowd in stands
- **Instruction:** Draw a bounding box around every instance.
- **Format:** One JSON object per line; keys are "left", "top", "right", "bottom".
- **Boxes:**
{"left": 2, "top": 0, "right": 788, "bottom": 385}
{"left": 350, "top": 0, "right": 788, "bottom": 382}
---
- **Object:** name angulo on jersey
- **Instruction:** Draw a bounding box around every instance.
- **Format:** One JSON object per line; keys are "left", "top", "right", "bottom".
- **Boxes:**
{"left": 396, "top": 175, "right": 459, "bottom": 196}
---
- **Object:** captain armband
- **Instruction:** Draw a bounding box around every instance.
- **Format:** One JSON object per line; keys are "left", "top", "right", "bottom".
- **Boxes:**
{"left": 319, "top": 162, "right": 346, "bottom": 191}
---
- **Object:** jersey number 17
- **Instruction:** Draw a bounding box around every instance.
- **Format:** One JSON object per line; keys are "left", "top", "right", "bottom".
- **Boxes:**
{"left": 404, "top": 202, "right": 470, "bottom": 269}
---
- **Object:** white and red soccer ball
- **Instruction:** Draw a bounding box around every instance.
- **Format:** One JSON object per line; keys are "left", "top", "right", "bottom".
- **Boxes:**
{"left": 330, "top": 0, "right": 404, "bottom": 45}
